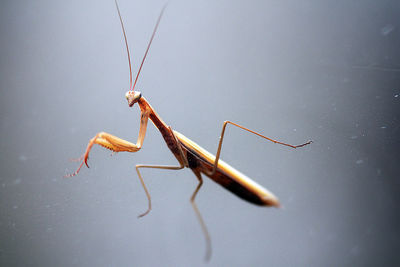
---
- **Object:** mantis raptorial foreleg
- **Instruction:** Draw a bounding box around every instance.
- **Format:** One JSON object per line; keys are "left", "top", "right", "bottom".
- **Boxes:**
{"left": 65, "top": 109, "right": 150, "bottom": 177}
{"left": 207, "top": 121, "right": 313, "bottom": 177}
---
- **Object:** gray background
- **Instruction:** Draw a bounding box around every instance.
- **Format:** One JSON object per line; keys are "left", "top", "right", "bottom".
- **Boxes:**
{"left": 1, "top": 0, "right": 399, "bottom": 266}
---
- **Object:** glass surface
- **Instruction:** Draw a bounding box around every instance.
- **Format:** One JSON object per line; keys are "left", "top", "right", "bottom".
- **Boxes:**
{"left": 1, "top": 0, "right": 399, "bottom": 266}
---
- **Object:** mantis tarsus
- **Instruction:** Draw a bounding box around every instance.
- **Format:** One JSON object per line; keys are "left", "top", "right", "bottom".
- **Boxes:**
{"left": 66, "top": 1, "right": 312, "bottom": 261}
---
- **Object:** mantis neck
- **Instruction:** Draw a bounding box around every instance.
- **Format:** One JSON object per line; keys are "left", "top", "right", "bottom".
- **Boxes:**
{"left": 138, "top": 96, "right": 171, "bottom": 138}
{"left": 138, "top": 96, "right": 185, "bottom": 165}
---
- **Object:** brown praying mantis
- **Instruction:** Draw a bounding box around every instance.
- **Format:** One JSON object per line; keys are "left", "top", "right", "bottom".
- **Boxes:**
{"left": 66, "top": 1, "right": 312, "bottom": 261}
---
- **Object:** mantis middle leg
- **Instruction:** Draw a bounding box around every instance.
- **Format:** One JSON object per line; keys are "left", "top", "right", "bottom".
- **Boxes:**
{"left": 135, "top": 163, "right": 184, "bottom": 218}
{"left": 134, "top": 127, "right": 188, "bottom": 217}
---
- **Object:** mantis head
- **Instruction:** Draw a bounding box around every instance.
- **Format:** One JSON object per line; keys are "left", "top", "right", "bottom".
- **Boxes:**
{"left": 125, "top": 91, "right": 142, "bottom": 107}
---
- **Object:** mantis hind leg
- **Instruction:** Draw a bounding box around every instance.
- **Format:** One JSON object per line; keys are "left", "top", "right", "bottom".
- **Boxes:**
{"left": 208, "top": 120, "right": 313, "bottom": 176}
{"left": 191, "top": 170, "right": 212, "bottom": 262}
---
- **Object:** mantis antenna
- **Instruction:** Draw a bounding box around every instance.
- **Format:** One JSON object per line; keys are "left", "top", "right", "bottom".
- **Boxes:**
{"left": 114, "top": 0, "right": 133, "bottom": 90}
{"left": 115, "top": 0, "right": 167, "bottom": 92}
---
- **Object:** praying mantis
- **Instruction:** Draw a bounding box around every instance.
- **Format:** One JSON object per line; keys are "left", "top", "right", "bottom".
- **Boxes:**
{"left": 66, "top": 1, "right": 312, "bottom": 261}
